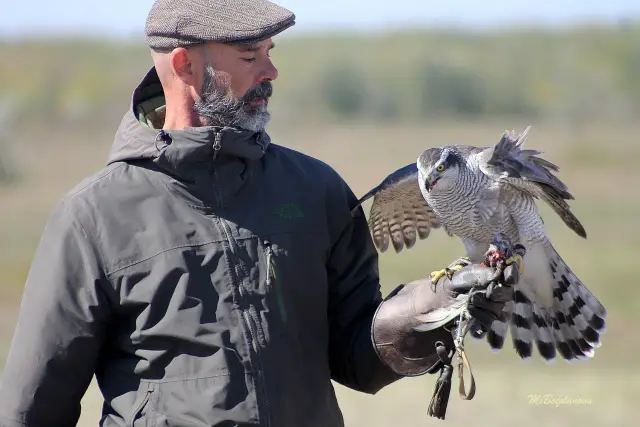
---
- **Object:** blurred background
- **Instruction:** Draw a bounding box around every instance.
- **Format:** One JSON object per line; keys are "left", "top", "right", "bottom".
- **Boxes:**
{"left": 1, "top": 1, "right": 639, "bottom": 426}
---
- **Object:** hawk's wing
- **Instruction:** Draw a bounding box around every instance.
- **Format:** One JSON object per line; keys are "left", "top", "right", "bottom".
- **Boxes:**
{"left": 351, "top": 162, "right": 445, "bottom": 253}
{"left": 477, "top": 126, "right": 586, "bottom": 238}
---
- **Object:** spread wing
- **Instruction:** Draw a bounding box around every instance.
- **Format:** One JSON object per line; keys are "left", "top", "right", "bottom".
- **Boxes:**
{"left": 351, "top": 162, "right": 444, "bottom": 253}
{"left": 477, "top": 126, "right": 586, "bottom": 238}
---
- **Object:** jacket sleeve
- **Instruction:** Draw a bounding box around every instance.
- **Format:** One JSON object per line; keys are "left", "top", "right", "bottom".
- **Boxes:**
{"left": 0, "top": 199, "right": 113, "bottom": 427}
{"left": 325, "top": 175, "right": 403, "bottom": 394}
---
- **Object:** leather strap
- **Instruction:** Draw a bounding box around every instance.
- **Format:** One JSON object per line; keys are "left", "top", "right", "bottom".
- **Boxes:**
{"left": 457, "top": 344, "right": 476, "bottom": 400}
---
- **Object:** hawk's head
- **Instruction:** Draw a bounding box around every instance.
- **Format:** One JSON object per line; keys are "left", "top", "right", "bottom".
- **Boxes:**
{"left": 417, "top": 147, "right": 463, "bottom": 194}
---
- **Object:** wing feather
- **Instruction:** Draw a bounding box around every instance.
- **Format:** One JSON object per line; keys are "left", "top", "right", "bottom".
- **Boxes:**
{"left": 477, "top": 126, "right": 586, "bottom": 238}
{"left": 352, "top": 162, "right": 443, "bottom": 253}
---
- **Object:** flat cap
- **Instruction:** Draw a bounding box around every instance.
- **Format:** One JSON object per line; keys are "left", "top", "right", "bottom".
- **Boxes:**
{"left": 145, "top": 0, "right": 295, "bottom": 50}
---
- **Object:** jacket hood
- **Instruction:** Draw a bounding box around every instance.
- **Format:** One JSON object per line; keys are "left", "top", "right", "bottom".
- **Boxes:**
{"left": 107, "top": 66, "right": 271, "bottom": 175}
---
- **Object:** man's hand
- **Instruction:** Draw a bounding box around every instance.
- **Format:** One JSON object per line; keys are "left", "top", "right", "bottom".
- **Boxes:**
{"left": 440, "top": 258, "right": 521, "bottom": 333}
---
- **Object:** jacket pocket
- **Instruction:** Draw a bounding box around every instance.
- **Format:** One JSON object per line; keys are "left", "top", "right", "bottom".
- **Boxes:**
{"left": 128, "top": 381, "right": 156, "bottom": 427}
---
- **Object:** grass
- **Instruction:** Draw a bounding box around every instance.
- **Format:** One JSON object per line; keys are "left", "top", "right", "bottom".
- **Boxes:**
{"left": 1, "top": 118, "right": 638, "bottom": 426}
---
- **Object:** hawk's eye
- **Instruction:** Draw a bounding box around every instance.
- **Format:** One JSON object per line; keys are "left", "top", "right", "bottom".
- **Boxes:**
{"left": 436, "top": 164, "right": 446, "bottom": 172}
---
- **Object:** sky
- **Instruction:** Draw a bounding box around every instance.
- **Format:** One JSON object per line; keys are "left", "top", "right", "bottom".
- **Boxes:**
{"left": 2, "top": 0, "right": 640, "bottom": 39}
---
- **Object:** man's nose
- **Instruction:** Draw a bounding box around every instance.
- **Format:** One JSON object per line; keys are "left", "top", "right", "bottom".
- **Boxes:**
{"left": 259, "top": 59, "right": 278, "bottom": 82}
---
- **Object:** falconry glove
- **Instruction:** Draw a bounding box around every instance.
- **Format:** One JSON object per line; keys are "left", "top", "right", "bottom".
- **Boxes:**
{"left": 371, "top": 240, "right": 523, "bottom": 419}
{"left": 371, "top": 263, "right": 519, "bottom": 375}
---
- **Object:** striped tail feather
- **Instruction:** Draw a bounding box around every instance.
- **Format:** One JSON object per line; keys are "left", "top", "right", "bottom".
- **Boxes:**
{"left": 481, "top": 245, "right": 606, "bottom": 362}
{"left": 486, "top": 303, "right": 509, "bottom": 351}
{"left": 481, "top": 290, "right": 555, "bottom": 361}
{"left": 509, "top": 290, "right": 535, "bottom": 359}
{"left": 547, "top": 245, "right": 607, "bottom": 359}
{"left": 505, "top": 289, "right": 557, "bottom": 361}
{"left": 530, "top": 304, "right": 557, "bottom": 361}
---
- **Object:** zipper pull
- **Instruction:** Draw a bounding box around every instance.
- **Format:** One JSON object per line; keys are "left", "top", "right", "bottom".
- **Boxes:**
{"left": 264, "top": 240, "right": 287, "bottom": 323}
{"left": 212, "top": 131, "right": 222, "bottom": 161}
{"left": 264, "top": 240, "right": 273, "bottom": 287}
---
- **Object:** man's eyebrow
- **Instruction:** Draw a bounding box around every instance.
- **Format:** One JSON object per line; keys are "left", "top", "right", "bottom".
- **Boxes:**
{"left": 237, "top": 42, "right": 276, "bottom": 52}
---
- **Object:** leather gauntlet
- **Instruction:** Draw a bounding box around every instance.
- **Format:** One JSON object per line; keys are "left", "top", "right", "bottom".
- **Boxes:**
{"left": 371, "top": 280, "right": 456, "bottom": 376}
{"left": 371, "top": 263, "right": 519, "bottom": 377}
{"left": 370, "top": 235, "right": 523, "bottom": 420}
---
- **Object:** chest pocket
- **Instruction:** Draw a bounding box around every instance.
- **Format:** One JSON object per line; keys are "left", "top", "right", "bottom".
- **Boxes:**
{"left": 217, "top": 170, "right": 331, "bottom": 342}
{"left": 226, "top": 205, "right": 329, "bottom": 315}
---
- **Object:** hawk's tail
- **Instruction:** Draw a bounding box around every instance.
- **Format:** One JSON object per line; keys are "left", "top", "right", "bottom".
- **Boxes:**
{"left": 483, "top": 245, "right": 607, "bottom": 363}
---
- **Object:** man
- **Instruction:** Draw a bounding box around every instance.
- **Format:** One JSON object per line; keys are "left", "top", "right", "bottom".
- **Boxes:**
{"left": 0, "top": 1, "right": 514, "bottom": 426}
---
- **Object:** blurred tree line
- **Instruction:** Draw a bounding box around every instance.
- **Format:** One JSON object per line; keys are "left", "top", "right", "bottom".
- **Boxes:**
{"left": 0, "top": 23, "right": 638, "bottom": 131}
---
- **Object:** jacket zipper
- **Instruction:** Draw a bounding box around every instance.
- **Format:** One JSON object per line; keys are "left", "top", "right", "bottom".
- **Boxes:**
{"left": 211, "top": 131, "right": 222, "bottom": 161}
{"left": 210, "top": 130, "right": 271, "bottom": 427}
{"left": 128, "top": 382, "right": 155, "bottom": 427}
{"left": 264, "top": 241, "right": 287, "bottom": 323}
{"left": 219, "top": 218, "right": 271, "bottom": 427}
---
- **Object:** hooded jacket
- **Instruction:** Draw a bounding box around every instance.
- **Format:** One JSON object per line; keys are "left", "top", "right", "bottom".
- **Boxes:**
{"left": 0, "top": 67, "right": 402, "bottom": 427}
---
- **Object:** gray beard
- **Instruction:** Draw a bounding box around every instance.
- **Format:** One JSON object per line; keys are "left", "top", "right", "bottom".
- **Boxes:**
{"left": 192, "top": 64, "right": 272, "bottom": 132}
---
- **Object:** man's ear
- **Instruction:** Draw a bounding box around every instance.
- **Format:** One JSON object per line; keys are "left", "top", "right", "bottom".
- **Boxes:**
{"left": 170, "top": 47, "right": 197, "bottom": 85}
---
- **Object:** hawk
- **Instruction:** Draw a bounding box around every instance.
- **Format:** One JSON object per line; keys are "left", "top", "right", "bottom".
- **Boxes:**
{"left": 352, "top": 126, "right": 607, "bottom": 363}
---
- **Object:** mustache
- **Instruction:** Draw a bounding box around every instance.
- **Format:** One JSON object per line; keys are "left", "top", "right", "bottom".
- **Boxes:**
{"left": 242, "top": 81, "right": 273, "bottom": 102}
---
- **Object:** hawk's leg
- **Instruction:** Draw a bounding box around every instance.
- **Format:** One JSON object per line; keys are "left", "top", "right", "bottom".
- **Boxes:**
{"left": 429, "top": 256, "right": 473, "bottom": 288}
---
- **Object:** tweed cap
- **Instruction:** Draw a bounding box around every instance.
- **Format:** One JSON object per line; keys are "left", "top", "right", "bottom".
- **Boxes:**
{"left": 145, "top": 0, "right": 295, "bottom": 50}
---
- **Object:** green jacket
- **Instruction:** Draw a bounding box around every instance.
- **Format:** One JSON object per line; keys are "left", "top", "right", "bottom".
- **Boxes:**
{"left": 0, "top": 67, "right": 401, "bottom": 427}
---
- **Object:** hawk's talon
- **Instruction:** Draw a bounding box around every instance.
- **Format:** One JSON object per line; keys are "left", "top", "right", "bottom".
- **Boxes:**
{"left": 430, "top": 269, "right": 448, "bottom": 286}
{"left": 430, "top": 257, "right": 472, "bottom": 289}
{"left": 447, "top": 256, "right": 472, "bottom": 270}
{"left": 505, "top": 254, "right": 524, "bottom": 274}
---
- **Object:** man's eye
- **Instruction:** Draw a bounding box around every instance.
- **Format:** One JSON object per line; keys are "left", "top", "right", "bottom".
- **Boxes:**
{"left": 242, "top": 57, "right": 257, "bottom": 63}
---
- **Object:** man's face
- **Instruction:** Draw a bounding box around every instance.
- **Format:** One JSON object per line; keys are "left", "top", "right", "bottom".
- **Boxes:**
{"left": 191, "top": 39, "right": 278, "bottom": 131}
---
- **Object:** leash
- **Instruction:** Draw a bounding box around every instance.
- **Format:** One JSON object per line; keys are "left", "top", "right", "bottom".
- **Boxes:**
{"left": 455, "top": 314, "right": 476, "bottom": 401}
{"left": 427, "top": 311, "right": 477, "bottom": 420}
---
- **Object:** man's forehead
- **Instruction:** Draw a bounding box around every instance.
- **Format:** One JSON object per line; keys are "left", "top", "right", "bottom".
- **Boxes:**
{"left": 234, "top": 39, "right": 276, "bottom": 52}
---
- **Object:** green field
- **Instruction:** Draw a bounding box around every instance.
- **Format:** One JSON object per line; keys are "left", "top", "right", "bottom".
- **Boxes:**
{"left": 1, "top": 26, "right": 639, "bottom": 426}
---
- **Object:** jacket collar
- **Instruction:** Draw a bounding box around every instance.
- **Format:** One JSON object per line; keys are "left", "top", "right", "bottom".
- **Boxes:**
{"left": 107, "top": 66, "right": 270, "bottom": 178}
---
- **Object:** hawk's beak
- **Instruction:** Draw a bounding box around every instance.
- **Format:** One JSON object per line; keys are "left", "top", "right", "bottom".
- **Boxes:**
{"left": 424, "top": 174, "right": 439, "bottom": 192}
